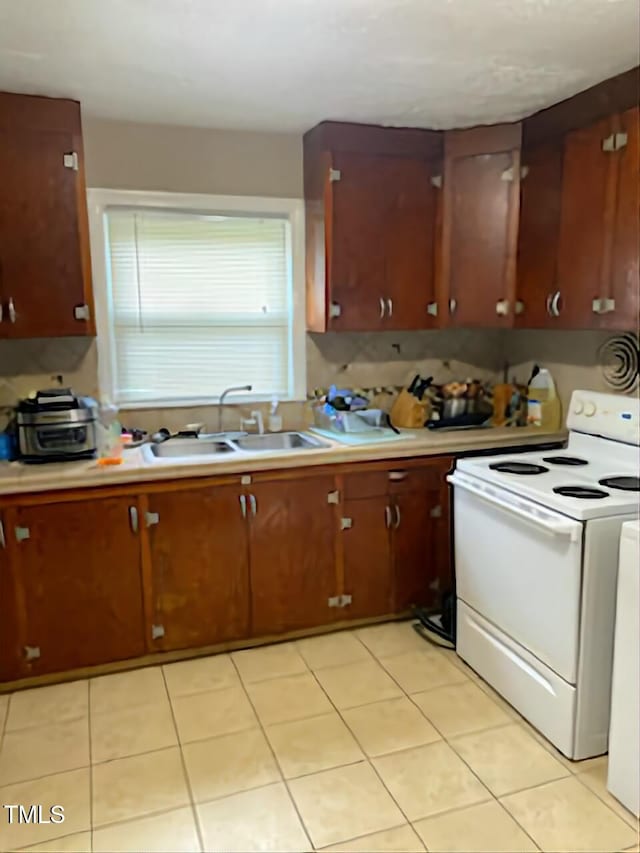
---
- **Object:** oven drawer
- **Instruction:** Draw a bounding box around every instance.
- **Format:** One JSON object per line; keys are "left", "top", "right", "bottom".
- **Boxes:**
{"left": 457, "top": 601, "right": 577, "bottom": 758}
{"left": 450, "top": 471, "right": 584, "bottom": 683}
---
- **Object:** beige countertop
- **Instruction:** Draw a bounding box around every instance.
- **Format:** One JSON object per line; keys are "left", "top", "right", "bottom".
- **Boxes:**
{"left": 0, "top": 426, "right": 567, "bottom": 498}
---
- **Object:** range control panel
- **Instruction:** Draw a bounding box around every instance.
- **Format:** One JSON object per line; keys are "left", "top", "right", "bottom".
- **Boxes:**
{"left": 567, "top": 390, "right": 640, "bottom": 445}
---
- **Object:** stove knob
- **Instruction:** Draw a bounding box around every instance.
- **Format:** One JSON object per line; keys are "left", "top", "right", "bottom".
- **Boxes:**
{"left": 584, "top": 401, "right": 597, "bottom": 417}
{"left": 573, "top": 399, "right": 584, "bottom": 415}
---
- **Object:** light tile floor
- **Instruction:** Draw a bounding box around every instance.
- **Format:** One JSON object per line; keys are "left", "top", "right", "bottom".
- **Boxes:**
{"left": 0, "top": 621, "right": 637, "bottom": 852}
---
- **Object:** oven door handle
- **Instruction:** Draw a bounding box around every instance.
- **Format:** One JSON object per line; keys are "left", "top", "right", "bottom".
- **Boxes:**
{"left": 448, "top": 473, "right": 582, "bottom": 542}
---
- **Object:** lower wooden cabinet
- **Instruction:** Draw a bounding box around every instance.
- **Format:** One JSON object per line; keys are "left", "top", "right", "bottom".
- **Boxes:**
{"left": 146, "top": 484, "right": 250, "bottom": 651}
{"left": 248, "top": 476, "right": 338, "bottom": 635}
{"left": 343, "top": 457, "right": 453, "bottom": 619}
{"left": 0, "top": 455, "right": 453, "bottom": 683}
{"left": 10, "top": 497, "right": 146, "bottom": 676}
{"left": 0, "top": 509, "right": 21, "bottom": 681}
{"left": 343, "top": 496, "right": 394, "bottom": 619}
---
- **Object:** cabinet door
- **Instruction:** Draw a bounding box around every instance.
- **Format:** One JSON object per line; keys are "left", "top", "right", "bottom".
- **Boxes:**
{"left": 328, "top": 152, "right": 438, "bottom": 331}
{"left": 342, "top": 497, "right": 393, "bottom": 620}
{"left": 13, "top": 497, "right": 145, "bottom": 675}
{"left": 392, "top": 490, "right": 444, "bottom": 612}
{"left": 146, "top": 485, "right": 250, "bottom": 651}
{"left": 382, "top": 157, "right": 439, "bottom": 330}
{"left": 328, "top": 152, "right": 388, "bottom": 330}
{"left": 0, "top": 510, "right": 21, "bottom": 682}
{"left": 516, "top": 142, "right": 564, "bottom": 327}
{"left": 605, "top": 106, "right": 640, "bottom": 330}
{"left": 556, "top": 115, "right": 618, "bottom": 328}
{"left": 248, "top": 476, "right": 338, "bottom": 635}
{"left": 441, "top": 125, "right": 522, "bottom": 327}
{"left": 0, "top": 95, "right": 93, "bottom": 339}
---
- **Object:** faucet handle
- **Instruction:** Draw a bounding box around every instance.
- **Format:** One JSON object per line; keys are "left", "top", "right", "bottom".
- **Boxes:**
{"left": 240, "top": 411, "right": 265, "bottom": 435}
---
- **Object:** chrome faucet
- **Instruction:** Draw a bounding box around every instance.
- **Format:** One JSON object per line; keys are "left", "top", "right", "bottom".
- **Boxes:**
{"left": 217, "top": 384, "right": 252, "bottom": 433}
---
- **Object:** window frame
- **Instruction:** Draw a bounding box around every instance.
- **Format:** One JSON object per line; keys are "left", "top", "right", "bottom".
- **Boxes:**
{"left": 87, "top": 188, "right": 307, "bottom": 409}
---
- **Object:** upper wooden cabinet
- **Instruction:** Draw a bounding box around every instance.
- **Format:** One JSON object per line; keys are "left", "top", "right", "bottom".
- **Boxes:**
{"left": 0, "top": 92, "right": 94, "bottom": 338}
{"left": 516, "top": 140, "right": 564, "bottom": 328}
{"left": 554, "top": 107, "right": 639, "bottom": 330}
{"left": 439, "top": 124, "right": 522, "bottom": 328}
{"left": 603, "top": 105, "right": 639, "bottom": 330}
{"left": 304, "top": 122, "right": 441, "bottom": 332}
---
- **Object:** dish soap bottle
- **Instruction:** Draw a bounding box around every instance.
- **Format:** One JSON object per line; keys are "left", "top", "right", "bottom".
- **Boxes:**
{"left": 527, "top": 368, "right": 562, "bottom": 430}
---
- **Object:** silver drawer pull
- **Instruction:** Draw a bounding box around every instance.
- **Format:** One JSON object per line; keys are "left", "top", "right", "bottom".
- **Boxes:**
{"left": 129, "top": 506, "right": 139, "bottom": 533}
{"left": 379, "top": 297, "right": 385, "bottom": 319}
{"left": 388, "top": 471, "right": 408, "bottom": 481}
{"left": 8, "top": 297, "right": 16, "bottom": 324}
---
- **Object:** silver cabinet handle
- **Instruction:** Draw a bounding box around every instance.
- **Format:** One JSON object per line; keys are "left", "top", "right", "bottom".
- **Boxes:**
{"left": 449, "top": 298, "right": 457, "bottom": 314}
{"left": 546, "top": 291, "right": 561, "bottom": 317}
{"left": 386, "top": 298, "right": 393, "bottom": 318}
{"left": 379, "top": 297, "right": 385, "bottom": 319}
{"left": 385, "top": 505, "right": 392, "bottom": 528}
{"left": 129, "top": 506, "right": 139, "bottom": 534}
{"left": 394, "top": 505, "right": 401, "bottom": 529}
{"left": 8, "top": 297, "right": 16, "bottom": 323}
{"left": 239, "top": 494, "right": 247, "bottom": 519}
{"left": 249, "top": 494, "right": 257, "bottom": 517}
{"left": 388, "top": 470, "right": 407, "bottom": 482}
{"left": 0, "top": 303, "right": 3, "bottom": 323}
{"left": 0, "top": 520, "right": 5, "bottom": 549}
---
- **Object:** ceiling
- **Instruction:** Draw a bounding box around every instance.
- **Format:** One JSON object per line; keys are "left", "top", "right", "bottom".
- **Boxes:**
{"left": 0, "top": 0, "right": 638, "bottom": 133}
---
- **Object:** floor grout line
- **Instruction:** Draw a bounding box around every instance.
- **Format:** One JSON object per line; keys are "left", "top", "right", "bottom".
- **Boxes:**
{"left": 1, "top": 623, "right": 634, "bottom": 852}
{"left": 86, "top": 679, "right": 94, "bottom": 853}
{"left": 160, "top": 666, "right": 205, "bottom": 853}
{"left": 305, "top": 664, "right": 420, "bottom": 841}
{"left": 573, "top": 768, "right": 640, "bottom": 830}
{"left": 228, "top": 654, "right": 316, "bottom": 852}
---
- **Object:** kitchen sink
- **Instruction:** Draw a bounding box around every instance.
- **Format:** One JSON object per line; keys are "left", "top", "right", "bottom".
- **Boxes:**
{"left": 143, "top": 430, "right": 330, "bottom": 462}
{"left": 232, "top": 431, "right": 330, "bottom": 452}
{"left": 149, "top": 439, "right": 236, "bottom": 458}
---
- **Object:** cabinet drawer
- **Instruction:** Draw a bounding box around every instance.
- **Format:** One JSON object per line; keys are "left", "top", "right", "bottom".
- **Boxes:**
{"left": 343, "top": 471, "right": 390, "bottom": 500}
{"left": 388, "top": 461, "right": 451, "bottom": 494}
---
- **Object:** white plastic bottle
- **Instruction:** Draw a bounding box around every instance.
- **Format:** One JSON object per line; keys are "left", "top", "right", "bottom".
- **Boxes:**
{"left": 527, "top": 368, "right": 562, "bottom": 430}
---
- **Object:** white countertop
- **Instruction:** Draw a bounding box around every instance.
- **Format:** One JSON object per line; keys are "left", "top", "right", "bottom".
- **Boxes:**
{"left": 0, "top": 426, "right": 567, "bottom": 498}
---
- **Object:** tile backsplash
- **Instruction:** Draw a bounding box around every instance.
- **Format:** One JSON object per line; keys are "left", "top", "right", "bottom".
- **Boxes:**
{"left": 1, "top": 328, "right": 634, "bottom": 433}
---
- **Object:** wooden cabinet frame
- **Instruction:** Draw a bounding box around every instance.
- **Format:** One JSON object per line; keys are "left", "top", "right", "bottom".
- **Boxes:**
{"left": 0, "top": 455, "right": 453, "bottom": 687}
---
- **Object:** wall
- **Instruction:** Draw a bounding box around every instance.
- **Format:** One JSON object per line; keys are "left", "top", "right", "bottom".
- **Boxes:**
{"left": 82, "top": 117, "right": 303, "bottom": 197}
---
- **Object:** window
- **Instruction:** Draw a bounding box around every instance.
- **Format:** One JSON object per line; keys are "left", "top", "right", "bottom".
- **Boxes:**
{"left": 88, "top": 190, "right": 306, "bottom": 407}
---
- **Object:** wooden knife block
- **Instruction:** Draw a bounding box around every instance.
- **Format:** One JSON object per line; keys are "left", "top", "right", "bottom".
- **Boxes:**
{"left": 391, "top": 390, "right": 431, "bottom": 429}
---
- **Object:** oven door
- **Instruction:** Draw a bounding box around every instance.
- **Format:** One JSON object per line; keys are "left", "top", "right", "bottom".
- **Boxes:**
{"left": 449, "top": 471, "right": 584, "bottom": 683}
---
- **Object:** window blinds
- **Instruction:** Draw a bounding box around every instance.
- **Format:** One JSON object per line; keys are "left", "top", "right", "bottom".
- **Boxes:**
{"left": 105, "top": 209, "right": 292, "bottom": 404}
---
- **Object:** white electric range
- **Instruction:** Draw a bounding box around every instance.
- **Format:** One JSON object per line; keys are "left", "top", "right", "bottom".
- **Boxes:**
{"left": 448, "top": 390, "right": 640, "bottom": 760}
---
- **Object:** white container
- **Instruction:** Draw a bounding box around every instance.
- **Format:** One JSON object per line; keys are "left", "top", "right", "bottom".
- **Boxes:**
{"left": 527, "top": 368, "right": 562, "bottom": 430}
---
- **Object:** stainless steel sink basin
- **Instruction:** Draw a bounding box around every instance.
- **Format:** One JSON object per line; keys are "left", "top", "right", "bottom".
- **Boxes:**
{"left": 232, "top": 431, "right": 329, "bottom": 452}
{"left": 149, "top": 439, "right": 236, "bottom": 458}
